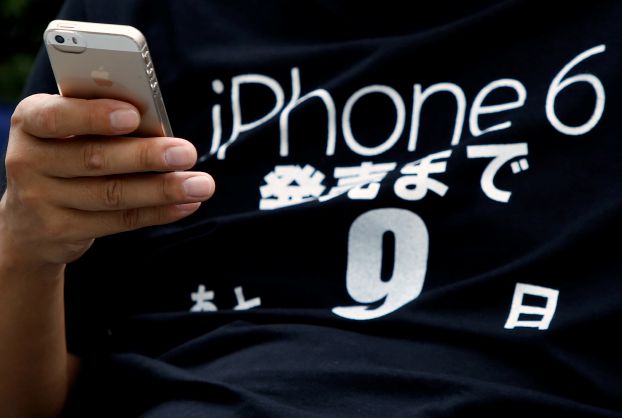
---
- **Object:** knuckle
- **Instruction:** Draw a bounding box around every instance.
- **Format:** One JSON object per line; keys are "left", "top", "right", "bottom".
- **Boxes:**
{"left": 10, "top": 95, "right": 39, "bottom": 130}
{"left": 11, "top": 94, "right": 52, "bottom": 134}
{"left": 14, "top": 188, "right": 41, "bottom": 210}
{"left": 161, "top": 174, "right": 179, "bottom": 202}
{"left": 82, "top": 141, "right": 106, "bottom": 171}
{"left": 101, "top": 178, "right": 124, "bottom": 209}
{"left": 10, "top": 182, "right": 53, "bottom": 214}
{"left": 3, "top": 175, "right": 42, "bottom": 211}
{"left": 36, "top": 98, "right": 62, "bottom": 136}
{"left": 121, "top": 208, "right": 142, "bottom": 230}
{"left": 9, "top": 105, "right": 25, "bottom": 130}
{"left": 135, "top": 141, "right": 156, "bottom": 170}
{"left": 4, "top": 151, "right": 30, "bottom": 179}
{"left": 87, "top": 104, "right": 99, "bottom": 132}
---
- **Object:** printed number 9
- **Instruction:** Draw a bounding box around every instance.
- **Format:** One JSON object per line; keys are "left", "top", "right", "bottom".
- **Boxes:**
{"left": 332, "top": 208, "right": 429, "bottom": 320}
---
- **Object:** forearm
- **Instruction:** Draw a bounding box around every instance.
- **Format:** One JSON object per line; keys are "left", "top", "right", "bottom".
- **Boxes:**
{"left": 0, "top": 248, "right": 73, "bottom": 418}
{"left": 0, "top": 92, "right": 215, "bottom": 417}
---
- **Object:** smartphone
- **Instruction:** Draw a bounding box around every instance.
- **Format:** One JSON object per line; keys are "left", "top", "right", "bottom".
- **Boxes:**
{"left": 43, "top": 19, "right": 173, "bottom": 137}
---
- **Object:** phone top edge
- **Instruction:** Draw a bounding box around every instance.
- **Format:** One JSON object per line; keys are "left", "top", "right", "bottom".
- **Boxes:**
{"left": 45, "top": 19, "right": 148, "bottom": 51}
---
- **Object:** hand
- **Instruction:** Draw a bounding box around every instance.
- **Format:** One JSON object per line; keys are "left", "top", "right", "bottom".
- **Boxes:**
{"left": 0, "top": 93, "right": 215, "bottom": 268}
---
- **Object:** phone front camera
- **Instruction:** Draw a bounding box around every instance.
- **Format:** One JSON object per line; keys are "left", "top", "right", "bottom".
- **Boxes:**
{"left": 55, "top": 34, "right": 65, "bottom": 44}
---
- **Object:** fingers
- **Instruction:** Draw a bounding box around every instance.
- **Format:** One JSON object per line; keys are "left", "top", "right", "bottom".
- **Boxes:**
{"left": 70, "top": 202, "right": 204, "bottom": 239}
{"left": 10, "top": 94, "right": 197, "bottom": 177}
{"left": 12, "top": 93, "right": 140, "bottom": 138}
{"left": 47, "top": 171, "right": 215, "bottom": 211}
{"left": 37, "top": 136, "right": 198, "bottom": 177}
{"left": 2, "top": 94, "right": 217, "bottom": 266}
{"left": 10, "top": 93, "right": 197, "bottom": 177}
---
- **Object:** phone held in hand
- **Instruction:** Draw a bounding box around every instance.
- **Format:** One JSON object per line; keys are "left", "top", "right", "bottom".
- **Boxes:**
{"left": 43, "top": 19, "right": 173, "bottom": 137}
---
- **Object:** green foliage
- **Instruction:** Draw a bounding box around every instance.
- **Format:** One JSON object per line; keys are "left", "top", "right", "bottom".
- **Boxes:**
{"left": 0, "top": 54, "right": 35, "bottom": 102}
{"left": 0, "top": 0, "right": 64, "bottom": 102}
{"left": 1, "top": 0, "right": 30, "bottom": 18}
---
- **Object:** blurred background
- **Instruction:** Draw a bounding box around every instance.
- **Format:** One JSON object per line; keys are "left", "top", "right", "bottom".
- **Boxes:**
{"left": 1, "top": 0, "right": 64, "bottom": 154}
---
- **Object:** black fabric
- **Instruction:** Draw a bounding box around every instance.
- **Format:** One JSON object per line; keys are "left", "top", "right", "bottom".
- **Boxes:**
{"left": 13, "top": 0, "right": 622, "bottom": 416}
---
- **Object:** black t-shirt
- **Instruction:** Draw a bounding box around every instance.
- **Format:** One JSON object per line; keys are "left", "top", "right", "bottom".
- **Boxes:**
{"left": 13, "top": 0, "right": 622, "bottom": 416}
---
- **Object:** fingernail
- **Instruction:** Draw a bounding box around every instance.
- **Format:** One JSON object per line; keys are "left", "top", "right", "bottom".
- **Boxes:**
{"left": 165, "top": 146, "right": 195, "bottom": 168}
{"left": 176, "top": 202, "right": 201, "bottom": 214}
{"left": 110, "top": 109, "right": 139, "bottom": 131}
{"left": 183, "top": 176, "right": 214, "bottom": 199}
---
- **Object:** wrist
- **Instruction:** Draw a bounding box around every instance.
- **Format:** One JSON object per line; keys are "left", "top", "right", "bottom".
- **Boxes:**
{"left": 0, "top": 252, "right": 65, "bottom": 287}
{"left": 0, "top": 221, "right": 65, "bottom": 284}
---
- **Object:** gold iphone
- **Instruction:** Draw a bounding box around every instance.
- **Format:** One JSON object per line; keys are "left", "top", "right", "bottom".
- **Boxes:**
{"left": 43, "top": 19, "right": 173, "bottom": 137}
